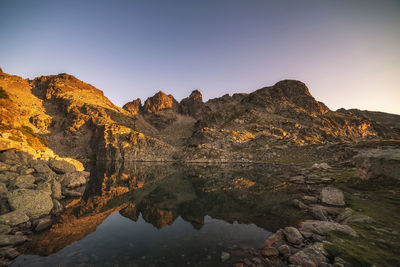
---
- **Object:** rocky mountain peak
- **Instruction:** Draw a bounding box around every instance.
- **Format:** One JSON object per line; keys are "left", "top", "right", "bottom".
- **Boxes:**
{"left": 123, "top": 98, "right": 142, "bottom": 115}
{"left": 142, "top": 91, "right": 178, "bottom": 114}
{"left": 188, "top": 90, "right": 202, "bottom": 101}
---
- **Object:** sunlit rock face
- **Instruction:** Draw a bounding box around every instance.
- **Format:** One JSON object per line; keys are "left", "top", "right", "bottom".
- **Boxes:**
{"left": 123, "top": 98, "right": 142, "bottom": 115}
{"left": 1, "top": 68, "right": 400, "bottom": 163}
{"left": 142, "top": 91, "right": 179, "bottom": 114}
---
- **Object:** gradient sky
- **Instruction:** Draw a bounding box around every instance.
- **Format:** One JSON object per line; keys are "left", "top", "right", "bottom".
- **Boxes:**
{"left": 1, "top": 0, "right": 399, "bottom": 114}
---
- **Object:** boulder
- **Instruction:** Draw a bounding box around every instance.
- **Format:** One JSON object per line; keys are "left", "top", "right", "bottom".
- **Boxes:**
{"left": 60, "top": 171, "right": 87, "bottom": 188}
{"left": 51, "top": 199, "right": 64, "bottom": 215}
{"left": 354, "top": 149, "right": 400, "bottom": 180}
{"left": 33, "top": 216, "right": 53, "bottom": 232}
{"left": 19, "top": 168, "right": 35, "bottom": 175}
{"left": 10, "top": 175, "right": 35, "bottom": 189}
{"left": 31, "top": 161, "right": 56, "bottom": 181}
{"left": 0, "top": 210, "right": 29, "bottom": 226}
{"left": 48, "top": 159, "right": 76, "bottom": 174}
{"left": 277, "top": 244, "right": 291, "bottom": 257}
{"left": 261, "top": 247, "right": 279, "bottom": 257}
{"left": 335, "top": 208, "right": 353, "bottom": 223}
{"left": 289, "top": 242, "right": 329, "bottom": 267}
{"left": 51, "top": 179, "right": 62, "bottom": 199}
{"left": 0, "top": 183, "right": 7, "bottom": 195}
{"left": 308, "top": 206, "right": 328, "bottom": 221}
{"left": 299, "top": 220, "right": 358, "bottom": 238}
{"left": 345, "top": 214, "right": 374, "bottom": 224}
{"left": 0, "top": 225, "right": 11, "bottom": 235}
{"left": 261, "top": 229, "right": 284, "bottom": 248}
{"left": 283, "top": 226, "right": 304, "bottom": 245}
{"left": 0, "top": 234, "right": 28, "bottom": 247}
{"left": 0, "top": 150, "right": 20, "bottom": 165}
{"left": 0, "top": 246, "right": 19, "bottom": 259}
{"left": 7, "top": 189, "right": 53, "bottom": 219}
{"left": 320, "top": 187, "right": 345, "bottom": 206}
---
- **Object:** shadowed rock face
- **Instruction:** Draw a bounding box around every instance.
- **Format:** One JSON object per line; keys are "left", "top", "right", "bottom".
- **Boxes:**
{"left": 0, "top": 69, "right": 399, "bottom": 163}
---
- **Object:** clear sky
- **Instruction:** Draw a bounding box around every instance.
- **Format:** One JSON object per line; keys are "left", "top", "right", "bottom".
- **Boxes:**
{"left": 1, "top": 0, "right": 399, "bottom": 114}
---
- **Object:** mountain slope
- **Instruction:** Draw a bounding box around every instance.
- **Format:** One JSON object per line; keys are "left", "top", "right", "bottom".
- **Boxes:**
{"left": 0, "top": 69, "right": 399, "bottom": 163}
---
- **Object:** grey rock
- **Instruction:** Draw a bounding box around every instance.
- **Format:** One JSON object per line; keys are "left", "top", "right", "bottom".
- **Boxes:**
{"left": 262, "top": 247, "right": 279, "bottom": 257}
{"left": 293, "top": 199, "right": 308, "bottom": 210}
{"left": 289, "top": 242, "right": 328, "bottom": 267}
{"left": 62, "top": 189, "right": 83, "bottom": 197}
{"left": 48, "top": 159, "right": 76, "bottom": 174}
{"left": 320, "top": 187, "right": 345, "bottom": 206}
{"left": 0, "top": 234, "right": 28, "bottom": 246}
{"left": 33, "top": 216, "right": 53, "bottom": 232}
{"left": 0, "top": 183, "right": 7, "bottom": 195}
{"left": 0, "top": 246, "right": 19, "bottom": 259}
{"left": 10, "top": 175, "right": 35, "bottom": 189}
{"left": 284, "top": 227, "right": 304, "bottom": 245}
{"left": 60, "top": 171, "right": 87, "bottom": 188}
{"left": 7, "top": 189, "right": 53, "bottom": 219}
{"left": 354, "top": 148, "right": 400, "bottom": 180}
{"left": 19, "top": 168, "right": 35, "bottom": 175}
{"left": 309, "top": 206, "right": 328, "bottom": 221}
{"left": 335, "top": 208, "right": 353, "bottom": 223}
{"left": 299, "top": 220, "right": 358, "bottom": 237}
{"left": 0, "top": 225, "right": 11, "bottom": 235}
{"left": 278, "top": 244, "right": 291, "bottom": 257}
{"left": 0, "top": 210, "right": 29, "bottom": 226}
{"left": 345, "top": 214, "right": 374, "bottom": 224}
{"left": 51, "top": 199, "right": 64, "bottom": 215}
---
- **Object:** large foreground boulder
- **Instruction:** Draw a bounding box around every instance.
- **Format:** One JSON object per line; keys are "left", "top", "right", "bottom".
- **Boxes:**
{"left": 354, "top": 148, "right": 400, "bottom": 180}
{"left": 7, "top": 189, "right": 53, "bottom": 219}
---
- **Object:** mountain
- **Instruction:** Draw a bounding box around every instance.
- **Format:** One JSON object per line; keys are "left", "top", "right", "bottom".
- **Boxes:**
{"left": 0, "top": 69, "right": 399, "bottom": 163}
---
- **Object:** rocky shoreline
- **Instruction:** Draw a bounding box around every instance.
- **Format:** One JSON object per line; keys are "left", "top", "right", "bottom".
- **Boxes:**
{"left": 0, "top": 149, "right": 90, "bottom": 266}
{"left": 228, "top": 163, "right": 377, "bottom": 267}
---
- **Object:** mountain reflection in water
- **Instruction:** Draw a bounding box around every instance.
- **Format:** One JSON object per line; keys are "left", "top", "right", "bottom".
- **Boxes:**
{"left": 13, "top": 162, "right": 306, "bottom": 266}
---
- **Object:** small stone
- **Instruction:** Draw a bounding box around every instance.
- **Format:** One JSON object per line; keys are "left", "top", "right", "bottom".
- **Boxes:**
{"left": 262, "top": 247, "right": 279, "bottom": 257}
{"left": 33, "top": 216, "right": 53, "bottom": 232}
{"left": 10, "top": 175, "right": 35, "bottom": 189}
{"left": 308, "top": 206, "right": 328, "bottom": 221}
{"left": 283, "top": 227, "right": 304, "bottom": 245}
{"left": 0, "top": 234, "right": 28, "bottom": 246}
{"left": 252, "top": 257, "right": 262, "bottom": 264}
{"left": 0, "top": 246, "right": 19, "bottom": 259}
{"left": 0, "top": 183, "right": 7, "bottom": 195}
{"left": 20, "top": 168, "right": 35, "bottom": 175}
{"left": 293, "top": 199, "right": 308, "bottom": 210}
{"left": 51, "top": 199, "right": 64, "bottom": 215}
{"left": 278, "top": 244, "right": 291, "bottom": 257}
{"left": 63, "top": 189, "right": 83, "bottom": 197}
{"left": 221, "top": 251, "right": 230, "bottom": 262}
{"left": 262, "top": 229, "right": 283, "bottom": 248}
{"left": 320, "top": 187, "right": 345, "bottom": 206}
{"left": 233, "top": 263, "right": 244, "bottom": 267}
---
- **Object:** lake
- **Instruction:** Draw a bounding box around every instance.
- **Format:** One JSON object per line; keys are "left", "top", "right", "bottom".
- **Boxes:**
{"left": 12, "top": 162, "right": 305, "bottom": 266}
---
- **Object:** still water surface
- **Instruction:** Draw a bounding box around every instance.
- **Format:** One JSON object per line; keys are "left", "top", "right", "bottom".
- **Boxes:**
{"left": 13, "top": 162, "right": 304, "bottom": 266}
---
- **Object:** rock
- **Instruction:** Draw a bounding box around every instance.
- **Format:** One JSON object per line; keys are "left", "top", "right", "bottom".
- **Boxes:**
{"left": 0, "top": 225, "right": 11, "bottom": 235}
{"left": 221, "top": 251, "right": 230, "bottom": 262}
{"left": 51, "top": 199, "right": 63, "bottom": 215}
{"left": 0, "top": 183, "right": 7, "bottom": 195}
{"left": 0, "top": 163, "right": 10, "bottom": 172}
{"left": 51, "top": 179, "right": 62, "bottom": 199}
{"left": 62, "top": 189, "right": 83, "bottom": 197}
{"left": 289, "top": 176, "right": 305, "bottom": 184}
{"left": 60, "top": 171, "right": 87, "bottom": 188}
{"left": 252, "top": 257, "right": 262, "bottom": 264}
{"left": 7, "top": 189, "right": 53, "bottom": 219}
{"left": 278, "top": 244, "right": 291, "bottom": 257}
{"left": 37, "top": 182, "right": 52, "bottom": 195}
{"left": 33, "top": 216, "right": 53, "bottom": 232}
{"left": 31, "top": 161, "right": 57, "bottom": 181}
{"left": 345, "top": 214, "right": 374, "bottom": 224}
{"left": 289, "top": 242, "right": 329, "bottom": 267}
{"left": 19, "top": 168, "right": 34, "bottom": 175}
{"left": 262, "top": 247, "right": 279, "bottom": 257}
{"left": 283, "top": 227, "right": 304, "bottom": 245}
{"left": 312, "top": 163, "right": 330, "bottom": 170}
{"left": 10, "top": 175, "right": 35, "bottom": 189}
{"left": 261, "top": 229, "right": 284, "bottom": 248}
{"left": 293, "top": 199, "right": 308, "bottom": 210}
{"left": 0, "top": 150, "right": 20, "bottom": 165}
{"left": 354, "top": 149, "right": 400, "bottom": 180}
{"left": 299, "top": 220, "right": 358, "bottom": 237}
{"left": 335, "top": 208, "right": 353, "bottom": 223}
{"left": 308, "top": 206, "right": 328, "bottom": 221}
{"left": 302, "top": 196, "right": 318, "bottom": 203}
{"left": 0, "top": 234, "right": 28, "bottom": 246}
{"left": 0, "top": 199, "right": 10, "bottom": 215}
{"left": 320, "top": 187, "right": 345, "bottom": 206}
{"left": 48, "top": 159, "right": 76, "bottom": 174}
{"left": 233, "top": 263, "right": 244, "bottom": 267}
{"left": 0, "top": 210, "right": 29, "bottom": 226}
{"left": 0, "top": 246, "right": 19, "bottom": 259}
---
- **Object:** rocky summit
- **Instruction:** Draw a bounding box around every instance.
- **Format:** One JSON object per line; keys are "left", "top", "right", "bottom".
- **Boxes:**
{"left": 1, "top": 69, "right": 399, "bottom": 164}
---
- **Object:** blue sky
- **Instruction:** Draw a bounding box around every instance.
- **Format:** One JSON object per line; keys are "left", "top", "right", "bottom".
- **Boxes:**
{"left": 1, "top": 0, "right": 399, "bottom": 114}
